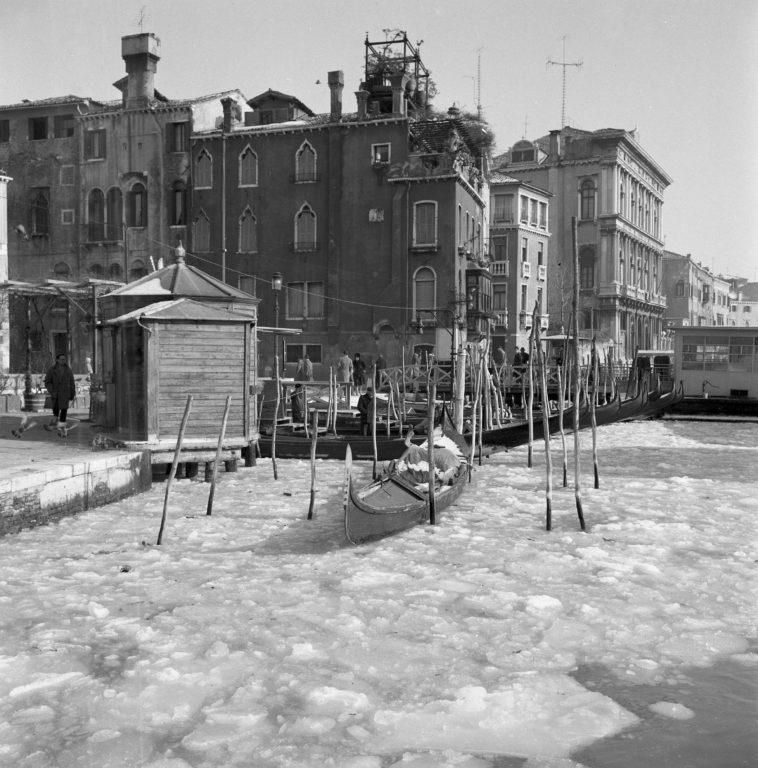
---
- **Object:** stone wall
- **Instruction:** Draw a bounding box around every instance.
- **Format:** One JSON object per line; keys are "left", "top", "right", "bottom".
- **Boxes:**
{"left": 0, "top": 450, "right": 152, "bottom": 536}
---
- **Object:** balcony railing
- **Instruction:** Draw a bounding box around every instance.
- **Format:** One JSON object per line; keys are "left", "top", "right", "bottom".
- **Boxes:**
{"left": 521, "top": 260, "right": 531, "bottom": 278}
{"left": 493, "top": 312, "right": 507, "bottom": 327}
{"left": 538, "top": 264, "right": 547, "bottom": 281}
{"left": 491, "top": 260, "right": 508, "bottom": 277}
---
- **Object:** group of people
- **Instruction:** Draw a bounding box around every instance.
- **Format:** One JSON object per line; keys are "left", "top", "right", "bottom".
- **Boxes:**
{"left": 337, "top": 351, "right": 386, "bottom": 391}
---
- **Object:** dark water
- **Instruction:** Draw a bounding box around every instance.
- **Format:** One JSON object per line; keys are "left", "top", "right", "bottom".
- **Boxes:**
{"left": 571, "top": 658, "right": 758, "bottom": 768}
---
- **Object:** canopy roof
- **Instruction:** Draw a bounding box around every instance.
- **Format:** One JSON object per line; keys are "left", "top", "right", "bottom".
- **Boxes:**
{"left": 105, "top": 298, "right": 255, "bottom": 326}
{"left": 103, "top": 255, "right": 258, "bottom": 305}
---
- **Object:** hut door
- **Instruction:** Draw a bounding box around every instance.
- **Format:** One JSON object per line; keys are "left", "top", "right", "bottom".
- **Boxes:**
{"left": 119, "top": 325, "right": 146, "bottom": 438}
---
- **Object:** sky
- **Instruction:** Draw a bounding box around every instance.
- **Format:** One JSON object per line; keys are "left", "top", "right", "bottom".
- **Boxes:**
{"left": 0, "top": 418, "right": 756, "bottom": 766}
{"left": 1, "top": 0, "right": 757, "bottom": 281}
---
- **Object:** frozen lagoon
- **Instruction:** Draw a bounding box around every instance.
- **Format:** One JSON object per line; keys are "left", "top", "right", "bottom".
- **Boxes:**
{"left": 0, "top": 419, "right": 756, "bottom": 767}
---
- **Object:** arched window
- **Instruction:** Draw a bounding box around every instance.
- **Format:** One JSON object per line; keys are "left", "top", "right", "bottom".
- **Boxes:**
{"left": 195, "top": 148, "right": 212, "bottom": 189}
{"left": 193, "top": 210, "right": 211, "bottom": 252}
{"left": 295, "top": 141, "right": 317, "bottom": 182}
{"left": 618, "top": 250, "right": 625, "bottom": 284}
{"left": 675, "top": 281, "right": 685, "bottom": 297}
{"left": 579, "top": 179, "right": 595, "bottom": 220}
{"left": 239, "top": 207, "right": 257, "bottom": 253}
{"left": 30, "top": 189, "right": 50, "bottom": 237}
{"left": 54, "top": 261, "right": 70, "bottom": 279}
{"left": 239, "top": 146, "right": 258, "bottom": 186}
{"left": 106, "top": 187, "right": 122, "bottom": 240}
{"left": 129, "top": 259, "right": 147, "bottom": 281}
{"left": 413, "top": 266, "right": 436, "bottom": 323}
{"left": 170, "top": 181, "right": 186, "bottom": 226}
{"left": 294, "top": 203, "right": 316, "bottom": 251}
{"left": 127, "top": 182, "right": 147, "bottom": 227}
{"left": 89, "top": 263, "right": 104, "bottom": 276}
{"left": 109, "top": 263, "right": 123, "bottom": 280}
{"left": 579, "top": 247, "right": 595, "bottom": 289}
{"left": 88, "top": 188, "right": 105, "bottom": 241}
{"left": 413, "top": 201, "right": 437, "bottom": 247}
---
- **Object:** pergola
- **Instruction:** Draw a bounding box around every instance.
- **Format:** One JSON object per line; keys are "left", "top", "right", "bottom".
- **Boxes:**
{"left": 0, "top": 277, "right": 122, "bottom": 398}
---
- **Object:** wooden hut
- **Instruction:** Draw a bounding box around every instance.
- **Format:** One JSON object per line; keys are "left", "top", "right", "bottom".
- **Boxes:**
{"left": 103, "top": 298, "right": 257, "bottom": 462}
{"left": 97, "top": 250, "right": 258, "bottom": 437}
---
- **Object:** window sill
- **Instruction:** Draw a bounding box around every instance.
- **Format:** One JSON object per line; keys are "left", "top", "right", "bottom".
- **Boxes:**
{"left": 410, "top": 244, "right": 439, "bottom": 254}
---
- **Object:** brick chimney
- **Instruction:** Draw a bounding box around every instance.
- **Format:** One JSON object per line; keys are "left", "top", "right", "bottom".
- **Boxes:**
{"left": 221, "top": 97, "right": 235, "bottom": 133}
{"left": 121, "top": 33, "right": 160, "bottom": 109}
{"left": 328, "top": 70, "right": 344, "bottom": 121}
{"left": 355, "top": 89, "right": 369, "bottom": 121}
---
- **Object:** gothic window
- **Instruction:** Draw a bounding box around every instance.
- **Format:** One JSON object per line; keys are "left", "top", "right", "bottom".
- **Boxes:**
{"left": 239, "top": 146, "right": 258, "bottom": 186}
{"left": 295, "top": 141, "right": 317, "bottom": 182}
{"left": 294, "top": 203, "right": 317, "bottom": 251}
{"left": 195, "top": 148, "right": 212, "bottom": 188}
{"left": 239, "top": 207, "right": 257, "bottom": 253}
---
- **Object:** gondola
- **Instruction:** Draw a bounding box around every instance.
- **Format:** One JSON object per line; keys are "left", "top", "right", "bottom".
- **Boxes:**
{"left": 634, "top": 380, "right": 684, "bottom": 419}
{"left": 344, "top": 417, "right": 469, "bottom": 545}
{"left": 475, "top": 386, "right": 646, "bottom": 452}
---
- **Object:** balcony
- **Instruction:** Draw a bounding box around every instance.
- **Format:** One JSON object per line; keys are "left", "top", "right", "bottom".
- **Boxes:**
{"left": 540, "top": 314, "right": 549, "bottom": 330}
{"left": 538, "top": 264, "right": 547, "bottom": 281}
{"left": 521, "top": 260, "right": 531, "bottom": 278}
{"left": 491, "top": 260, "right": 508, "bottom": 277}
{"left": 519, "top": 311, "right": 532, "bottom": 330}
{"left": 493, "top": 312, "right": 507, "bottom": 327}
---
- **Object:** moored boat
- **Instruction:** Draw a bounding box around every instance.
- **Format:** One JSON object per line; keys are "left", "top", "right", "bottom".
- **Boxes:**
{"left": 344, "top": 427, "right": 469, "bottom": 545}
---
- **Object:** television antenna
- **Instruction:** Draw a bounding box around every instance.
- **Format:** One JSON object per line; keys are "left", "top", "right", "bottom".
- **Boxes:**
{"left": 136, "top": 6, "right": 147, "bottom": 32}
{"left": 547, "top": 35, "right": 582, "bottom": 128}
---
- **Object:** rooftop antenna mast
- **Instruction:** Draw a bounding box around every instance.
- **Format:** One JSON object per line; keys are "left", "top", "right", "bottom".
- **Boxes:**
{"left": 136, "top": 6, "right": 147, "bottom": 32}
{"left": 547, "top": 35, "right": 582, "bottom": 128}
{"left": 475, "top": 48, "right": 483, "bottom": 120}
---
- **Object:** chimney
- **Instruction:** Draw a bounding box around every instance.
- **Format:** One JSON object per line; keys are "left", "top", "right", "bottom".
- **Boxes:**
{"left": 389, "top": 73, "right": 409, "bottom": 116}
{"left": 355, "top": 89, "right": 369, "bottom": 121}
{"left": 121, "top": 33, "right": 160, "bottom": 109}
{"left": 221, "top": 97, "right": 235, "bottom": 133}
{"left": 549, "top": 129, "right": 562, "bottom": 157}
{"left": 328, "top": 70, "right": 344, "bottom": 121}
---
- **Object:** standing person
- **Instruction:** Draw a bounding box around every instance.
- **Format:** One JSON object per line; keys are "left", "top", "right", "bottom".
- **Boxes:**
{"left": 495, "top": 346, "right": 506, "bottom": 367}
{"left": 357, "top": 385, "right": 374, "bottom": 435}
{"left": 374, "top": 353, "right": 386, "bottom": 387}
{"left": 303, "top": 353, "right": 314, "bottom": 381}
{"left": 352, "top": 353, "right": 366, "bottom": 390}
{"left": 295, "top": 358, "right": 307, "bottom": 382}
{"left": 337, "top": 350, "right": 353, "bottom": 402}
{"left": 519, "top": 347, "right": 529, "bottom": 368}
{"left": 44, "top": 353, "right": 76, "bottom": 436}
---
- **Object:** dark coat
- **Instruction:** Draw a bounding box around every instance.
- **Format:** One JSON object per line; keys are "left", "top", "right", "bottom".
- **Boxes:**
{"left": 45, "top": 362, "right": 76, "bottom": 410}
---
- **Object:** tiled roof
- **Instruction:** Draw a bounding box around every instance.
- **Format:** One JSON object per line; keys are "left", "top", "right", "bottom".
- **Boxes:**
{"left": 0, "top": 95, "right": 101, "bottom": 110}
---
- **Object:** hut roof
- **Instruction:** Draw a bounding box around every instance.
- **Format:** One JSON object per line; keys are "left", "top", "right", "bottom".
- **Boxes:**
{"left": 104, "top": 256, "right": 258, "bottom": 304}
{"left": 104, "top": 298, "right": 255, "bottom": 325}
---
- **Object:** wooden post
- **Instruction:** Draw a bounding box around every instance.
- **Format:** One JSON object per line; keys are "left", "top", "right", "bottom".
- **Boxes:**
{"left": 272, "top": 351, "right": 281, "bottom": 481}
{"left": 307, "top": 409, "right": 318, "bottom": 519}
{"left": 572, "top": 217, "right": 586, "bottom": 531}
{"left": 206, "top": 395, "right": 232, "bottom": 516}
{"left": 591, "top": 337, "right": 600, "bottom": 489}
{"left": 371, "top": 364, "right": 378, "bottom": 479}
{"left": 536, "top": 324, "right": 553, "bottom": 530}
{"left": 427, "top": 374, "right": 437, "bottom": 525}
{"left": 157, "top": 395, "right": 193, "bottom": 545}
{"left": 526, "top": 305, "right": 538, "bottom": 468}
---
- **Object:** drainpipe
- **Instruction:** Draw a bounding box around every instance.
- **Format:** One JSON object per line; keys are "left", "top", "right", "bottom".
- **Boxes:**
{"left": 221, "top": 124, "right": 227, "bottom": 283}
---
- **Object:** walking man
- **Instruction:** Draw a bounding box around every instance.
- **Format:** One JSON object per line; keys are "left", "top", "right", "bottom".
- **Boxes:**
{"left": 45, "top": 353, "right": 77, "bottom": 436}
